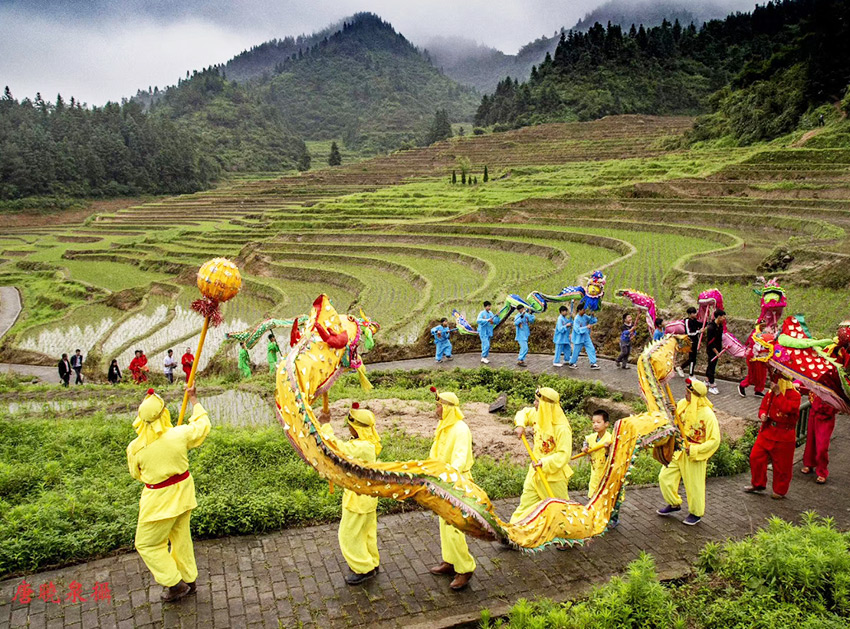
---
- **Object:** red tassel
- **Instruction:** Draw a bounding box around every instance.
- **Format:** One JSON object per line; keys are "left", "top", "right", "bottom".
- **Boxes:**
{"left": 351, "top": 402, "right": 360, "bottom": 409}
{"left": 191, "top": 297, "right": 223, "bottom": 327}
{"left": 430, "top": 386, "right": 437, "bottom": 393}
{"left": 315, "top": 322, "right": 349, "bottom": 349}
{"left": 147, "top": 388, "right": 155, "bottom": 395}
{"left": 290, "top": 319, "right": 301, "bottom": 347}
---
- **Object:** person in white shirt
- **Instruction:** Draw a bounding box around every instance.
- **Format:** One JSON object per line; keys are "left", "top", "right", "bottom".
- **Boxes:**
{"left": 163, "top": 349, "right": 178, "bottom": 384}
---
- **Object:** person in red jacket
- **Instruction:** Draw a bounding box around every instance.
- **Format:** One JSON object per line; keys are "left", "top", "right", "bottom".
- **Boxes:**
{"left": 129, "top": 349, "right": 150, "bottom": 384}
{"left": 181, "top": 347, "right": 194, "bottom": 383}
{"left": 743, "top": 372, "right": 801, "bottom": 499}
{"left": 801, "top": 394, "right": 837, "bottom": 484}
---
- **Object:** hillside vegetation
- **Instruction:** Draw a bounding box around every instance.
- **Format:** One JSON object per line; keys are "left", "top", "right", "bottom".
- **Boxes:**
{"left": 476, "top": 0, "right": 850, "bottom": 144}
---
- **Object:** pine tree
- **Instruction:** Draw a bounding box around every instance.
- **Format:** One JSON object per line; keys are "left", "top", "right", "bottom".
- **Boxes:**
{"left": 483, "top": 165, "right": 488, "bottom": 182}
{"left": 461, "top": 171, "right": 466, "bottom": 184}
{"left": 424, "top": 109, "right": 452, "bottom": 145}
{"left": 452, "top": 170, "right": 456, "bottom": 184}
{"left": 328, "top": 141, "right": 342, "bottom": 166}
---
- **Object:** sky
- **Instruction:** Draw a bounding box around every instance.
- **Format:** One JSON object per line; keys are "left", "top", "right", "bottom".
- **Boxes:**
{"left": 0, "top": 0, "right": 755, "bottom": 106}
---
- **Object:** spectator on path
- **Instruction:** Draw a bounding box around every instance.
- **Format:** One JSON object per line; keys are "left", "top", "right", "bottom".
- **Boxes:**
{"left": 163, "top": 349, "right": 177, "bottom": 384}
{"left": 181, "top": 348, "right": 194, "bottom": 383}
{"left": 676, "top": 307, "right": 702, "bottom": 378}
{"left": 657, "top": 378, "right": 720, "bottom": 526}
{"left": 318, "top": 402, "right": 382, "bottom": 585}
{"left": 567, "top": 304, "right": 599, "bottom": 370}
{"left": 552, "top": 305, "right": 572, "bottom": 367}
{"left": 616, "top": 313, "right": 637, "bottom": 369}
{"left": 431, "top": 318, "right": 454, "bottom": 363}
{"left": 58, "top": 353, "right": 71, "bottom": 387}
{"left": 653, "top": 317, "right": 664, "bottom": 342}
{"left": 511, "top": 387, "right": 573, "bottom": 528}
{"left": 128, "top": 385, "right": 210, "bottom": 603}
{"left": 70, "top": 349, "right": 84, "bottom": 385}
{"left": 802, "top": 393, "right": 837, "bottom": 484}
{"left": 108, "top": 359, "right": 122, "bottom": 384}
{"left": 267, "top": 334, "right": 282, "bottom": 374}
{"left": 130, "top": 349, "right": 149, "bottom": 384}
{"left": 705, "top": 310, "right": 725, "bottom": 395}
{"left": 238, "top": 342, "right": 251, "bottom": 379}
{"left": 513, "top": 305, "right": 535, "bottom": 367}
{"left": 428, "top": 388, "right": 476, "bottom": 591}
{"left": 476, "top": 301, "right": 499, "bottom": 364}
{"left": 818, "top": 113, "right": 825, "bottom": 127}
{"left": 744, "top": 373, "right": 801, "bottom": 499}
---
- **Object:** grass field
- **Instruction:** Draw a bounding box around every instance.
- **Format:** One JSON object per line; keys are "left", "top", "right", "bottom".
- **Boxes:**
{"left": 2, "top": 114, "right": 849, "bottom": 375}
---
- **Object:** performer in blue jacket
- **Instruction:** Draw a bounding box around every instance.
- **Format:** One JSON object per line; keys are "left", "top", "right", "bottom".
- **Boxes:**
{"left": 553, "top": 305, "right": 572, "bottom": 367}
{"left": 567, "top": 304, "right": 600, "bottom": 370}
{"left": 431, "top": 318, "right": 454, "bottom": 363}
{"left": 514, "top": 305, "right": 535, "bottom": 367}
{"left": 476, "top": 301, "right": 499, "bottom": 364}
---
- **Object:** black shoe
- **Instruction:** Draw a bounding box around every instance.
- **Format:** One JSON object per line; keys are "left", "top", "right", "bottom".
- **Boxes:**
{"left": 754, "top": 391, "right": 765, "bottom": 398}
{"left": 345, "top": 568, "right": 377, "bottom": 585}
{"left": 737, "top": 384, "right": 746, "bottom": 397}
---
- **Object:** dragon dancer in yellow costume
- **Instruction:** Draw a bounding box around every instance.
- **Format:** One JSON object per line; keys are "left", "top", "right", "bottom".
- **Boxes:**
{"left": 511, "top": 387, "right": 573, "bottom": 524}
{"left": 318, "top": 402, "right": 382, "bottom": 585}
{"left": 656, "top": 378, "right": 720, "bottom": 526}
{"left": 127, "top": 386, "right": 210, "bottom": 602}
{"left": 428, "top": 387, "right": 476, "bottom": 591}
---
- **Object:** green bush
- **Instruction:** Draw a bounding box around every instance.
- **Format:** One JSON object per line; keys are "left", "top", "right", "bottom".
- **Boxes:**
{"left": 489, "top": 515, "right": 850, "bottom": 628}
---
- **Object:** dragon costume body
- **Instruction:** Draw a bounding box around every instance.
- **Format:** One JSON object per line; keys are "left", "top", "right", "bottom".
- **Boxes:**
{"left": 262, "top": 294, "right": 684, "bottom": 550}
{"left": 453, "top": 271, "right": 606, "bottom": 337}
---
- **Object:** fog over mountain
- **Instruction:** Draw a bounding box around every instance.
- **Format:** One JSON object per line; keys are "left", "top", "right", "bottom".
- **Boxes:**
{"left": 1, "top": 0, "right": 757, "bottom": 105}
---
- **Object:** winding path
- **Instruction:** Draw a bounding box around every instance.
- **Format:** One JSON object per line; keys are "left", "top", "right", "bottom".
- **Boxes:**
{"left": 0, "top": 286, "right": 21, "bottom": 341}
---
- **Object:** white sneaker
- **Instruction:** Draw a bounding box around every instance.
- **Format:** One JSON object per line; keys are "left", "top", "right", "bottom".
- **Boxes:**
{"left": 676, "top": 366, "right": 685, "bottom": 378}
{"left": 590, "top": 364, "right": 600, "bottom": 370}
{"left": 553, "top": 362, "right": 564, "bottom": 367}
{"left": 708, "top": 386, "right": 719, "bottom": 395}
{"left": 568, "top": 363, "right": 578, "bottom": 370}
{"left": 481, "top": 358, "right": 490, "bottom": 364}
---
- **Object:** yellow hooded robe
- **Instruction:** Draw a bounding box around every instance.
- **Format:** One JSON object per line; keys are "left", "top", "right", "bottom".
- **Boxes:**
{"left": 658, "top": 379, "right": 721, "bottom": 517}
{"left": 510, "top": 387, "right": 573, "bottom": 523}
{"left": 320, "top": 408, "right": 382, "bottom": 575}
{"left": 430, "top": 392, "right": 476, "bottom": 574}
{"left": 127, "top": 390, "right": 210, "bottom": 587}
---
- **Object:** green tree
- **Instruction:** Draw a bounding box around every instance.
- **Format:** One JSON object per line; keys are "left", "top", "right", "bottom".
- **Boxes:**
{"left": 328, "top": 141, "right": 342, "bottom": 166}
{"left": 424, "top": 109, "right": 452, "bottom": 145}
{"left": 483, "top": 165, "right": 488, "bottom": 182}
{"left": 451, "top": 170, "right": 456, "bottom": 184}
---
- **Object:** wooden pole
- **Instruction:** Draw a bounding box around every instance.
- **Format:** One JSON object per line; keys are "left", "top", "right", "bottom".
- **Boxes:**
{"left": 571, "top": 441, "right": 609, "bottom": 461}
{"left": 521, "top": 433, "right": 555, "bottom": 498}
{"left": 177, "top": 315, "right": 211, "bottom": 426}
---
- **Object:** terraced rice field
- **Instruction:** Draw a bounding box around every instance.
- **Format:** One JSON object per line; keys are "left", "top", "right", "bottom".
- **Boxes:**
{"left": 2, "top": 115, "right": 849, "bottom": 375}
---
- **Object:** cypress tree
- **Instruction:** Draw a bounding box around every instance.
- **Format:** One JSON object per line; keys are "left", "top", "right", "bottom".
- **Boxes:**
{"left": 483, "top": 165, "right": 488, "bottom": 182}
{"left": 328, "top": 141, "right": 342, "bottom": 166}
{"left": 452, "top": 170, "right": 456, "bottom": 184}
{"left": 461, "top": 172, "right": 466, "bottom": 184}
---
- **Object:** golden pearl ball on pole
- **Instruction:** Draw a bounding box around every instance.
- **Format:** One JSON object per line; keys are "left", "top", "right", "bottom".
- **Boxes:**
{"left": 197, "top": 257, "right": 242, "bottom": 303}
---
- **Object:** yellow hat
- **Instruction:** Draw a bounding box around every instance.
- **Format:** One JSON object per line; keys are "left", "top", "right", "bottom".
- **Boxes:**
{"left": 535, "top": 387, "right": 560, "bottom": 403}
{"left": 138, "top": 388, "right": 166, "bottom": 422}
{"left": 686, "top": 378, "right": 708, "bottom": 397}
{"left": 130, "top": 388, "right": 173, "bottom": 453}
{"left": 348, "top": 404, "right": 376, "bottom": 427}
{"left": 431, "top": 386, "right": 459, "bottom": 406}
{"left": 347, "top": 403, "right": 381, "bottom": 455}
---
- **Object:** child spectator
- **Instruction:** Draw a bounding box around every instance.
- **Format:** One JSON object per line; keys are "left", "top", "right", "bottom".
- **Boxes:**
{"left": 676, "top": 307, "right": 702, "bottom": 378}
{"left": 431, "top": 318, "right": 454, "bottom": 363}
{"left": 653, "top": 317, "right": 664, "bottom": 342}
{"left": 163, "top": 349, "right": 177, "bottom": 384}
{"left": 513, "top": 305, "right": 535, "bottom": 367}
{"left": 705, "top": 310, "right": 725, "bottom": 395}
{"left": 583, "top": 410, "right": 613, "bottom": 497}
{"left": 567, "top": 304, "right": 599, "bottom": 370}
{"left": 476, "top": 301, "right": 498, "bottom": 364}
{"left": 552, "top": 305, "right": 572, "bottom": 367}
{"left": 616, "top": 313, "right": 637, "bottom": 369}
{"left": 108, "top": 359, "right": 122, "bottom": 384}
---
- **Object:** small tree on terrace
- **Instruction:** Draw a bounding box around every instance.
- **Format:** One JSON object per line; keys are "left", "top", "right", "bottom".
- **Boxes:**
{"left": 483, "top": 165, "right": 489, "bottom": 182}
{"left": 328, "top": 141, "right": 342, "bottom": 166}
{"left": 424, "top": 109, "right": 452, "bottom": 145}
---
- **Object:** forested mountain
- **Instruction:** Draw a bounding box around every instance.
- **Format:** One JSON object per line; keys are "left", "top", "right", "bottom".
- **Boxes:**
{"left": 423, "top": 0, "right": 744, "bottom": 93}
{"left": 475, "top": 0, "right": 850, "bottom": 143}
{"left": 0, "top": 89, "right": 219, "bottom": 200}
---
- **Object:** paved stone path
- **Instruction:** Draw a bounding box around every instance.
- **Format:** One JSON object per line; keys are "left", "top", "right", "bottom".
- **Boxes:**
{"left": 0, "top": 287, "right": 21, "bottom": 341}
{"left": 2, "top": 354, "right": 848, "bottom": 629}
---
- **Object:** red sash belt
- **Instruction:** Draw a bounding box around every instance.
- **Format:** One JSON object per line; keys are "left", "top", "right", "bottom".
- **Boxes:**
{"left": 145, "top": 470, "right": 189, "bottom": 490}
{"left": 766, "top": 420, "right": 795, "bottom": 430}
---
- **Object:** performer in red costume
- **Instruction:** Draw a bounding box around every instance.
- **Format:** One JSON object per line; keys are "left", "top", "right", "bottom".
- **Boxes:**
{"left": 801, "top": 394, "right": 837, "bottom": 484}
{"left": 129, "top": 349, "right": 150, "bottom": 384}
{"left": 738, "top": 326, "right": 771, "bottom": 398}
{"left": 744, "top": 373, "right": 801, "bottom": 499}
{"left": 181, "top": 347, "right": 194, "bottom": 383}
